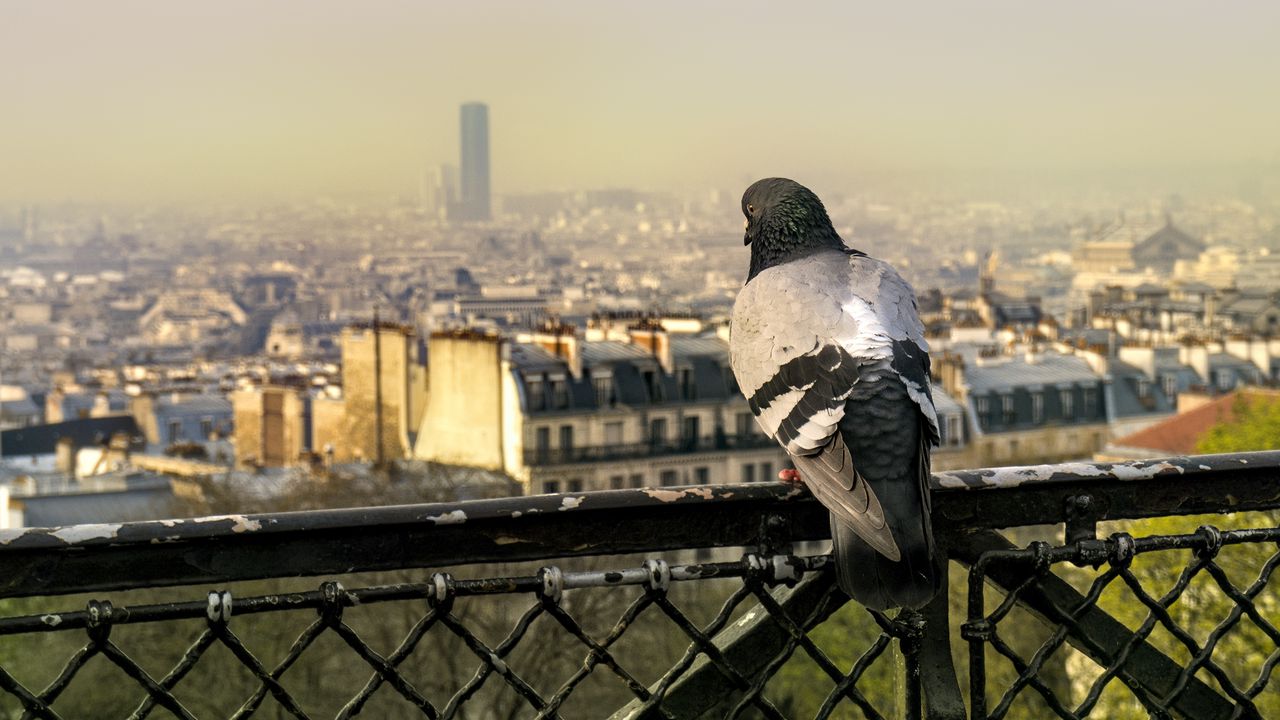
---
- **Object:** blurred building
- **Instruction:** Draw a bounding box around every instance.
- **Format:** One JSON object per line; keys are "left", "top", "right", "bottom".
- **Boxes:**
{"left": 935, "top": 348, "right": 1112, "bottom": 465}
{"left": 231, "top": 384, "right": 310, "bottom": 468}
{"left": 423, "top": 164, "right": 459, "bottom": 221}
{"left": 412, "top": 323, "right": 790, "bottom": 493}
{"left": 458, "top": 102, "right": 491, "bottom": 221}
{"left": 335, "top": 322, "right": 427, "bottom": 463}
{"left": 131, "top": 393, "right": 233, "bottom": 448}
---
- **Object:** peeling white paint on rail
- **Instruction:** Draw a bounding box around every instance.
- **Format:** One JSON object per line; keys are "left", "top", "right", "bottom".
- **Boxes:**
{"left": 642, "top": 487, "right": 721, "bottom": 502}
{"left": 41, "top": 614, "right": 62, "bottom": 627}
{"left": 935, "top": 459, "right": 1188, "bottom": 489}
{"left": 559, "top": 496, "right": 583, "bottom": 510}
{"left": 51, "top": 524, "right": 123, "bottom": 544}
{"left": 427, "top": 510, "right": 467, "bottom": 525}
{"left": 190, "top": 514, "right": 262, "bottom": 533}
{"left": 0, "top": 529, "right": 25, "bottom": 545}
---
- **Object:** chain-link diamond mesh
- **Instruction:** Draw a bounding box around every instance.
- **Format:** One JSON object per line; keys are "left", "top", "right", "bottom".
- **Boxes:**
{"left": 0, "top": 553, "right": 921, "bottom": 719}
{"left": 963, "top": 524, "right": 1280, "bottom": 720}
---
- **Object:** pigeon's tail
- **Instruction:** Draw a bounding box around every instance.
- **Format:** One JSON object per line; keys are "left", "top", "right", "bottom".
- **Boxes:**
{"left": 831, "top": 427, "right": 940, "bottom": 611}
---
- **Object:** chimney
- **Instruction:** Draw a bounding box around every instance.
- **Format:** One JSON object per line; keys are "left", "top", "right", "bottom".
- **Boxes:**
{"left": 1180, "top": 343, "right": 1211, "bottom": 386}
{"left": 55, "top": 436, "right": 77, "bottom": 476}
{"left": 531, "top": 321, "right": 582, "bottom": 378}
{"left": 627, "top": 320, "right": 673, "bottom": 373}
{"left": 1225, "top": 336, "right": 1270, "bottom": 376}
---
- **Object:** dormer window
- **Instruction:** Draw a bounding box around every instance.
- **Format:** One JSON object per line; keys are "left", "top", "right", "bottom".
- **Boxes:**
{"left": 593, "top": 376, "right": 614, "bottom": 407}
{"left": 679, "top": 367, "right": 696, "bottom": 400}
{"left": 526, "top": 377, "right": 546, "bottom": 411}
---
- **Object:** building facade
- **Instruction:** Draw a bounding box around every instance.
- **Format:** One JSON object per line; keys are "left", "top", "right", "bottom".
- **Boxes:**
{"left": 412, "top": 325, "right": 790, "bottom": 493}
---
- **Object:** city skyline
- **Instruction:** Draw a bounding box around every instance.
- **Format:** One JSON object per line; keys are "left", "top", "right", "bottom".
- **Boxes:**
{"left": 3, "top": 1, "right": 1280, "bottom": 204}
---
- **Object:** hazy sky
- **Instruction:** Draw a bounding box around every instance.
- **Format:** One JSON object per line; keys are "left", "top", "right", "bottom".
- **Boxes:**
{"left": 3, "top": 1, "right": 1279, "bottom": 203}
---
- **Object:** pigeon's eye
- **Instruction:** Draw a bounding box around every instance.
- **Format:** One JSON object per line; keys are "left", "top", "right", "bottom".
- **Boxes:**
{"left": 747, "top": 204, "right": 755, "bottom": 215}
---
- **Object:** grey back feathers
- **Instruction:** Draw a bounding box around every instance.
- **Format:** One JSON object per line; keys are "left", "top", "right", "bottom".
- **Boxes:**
{"left": 729, "top": 177, "right": 940, "bottom": 610}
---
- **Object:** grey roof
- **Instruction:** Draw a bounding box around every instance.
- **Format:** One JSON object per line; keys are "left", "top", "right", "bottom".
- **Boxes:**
{"left": 0, "top": 396, "right": 41, "bottom": 421}
{"left": 1, "top": 416, "right": 142, "bottom": 456}
{"left": 1058, "top": 328, "right": 1115, "bottom": 346}
{"left": 1109, "top": 360, "right": 1175, "bottom": 417}
{"left": 966, "top": 354, "right": 1100, "bottom": 395}
{"left": 932, "top": 387, "right": 963, "bottom": 416}
{"left": 157, "top": 396, "right": 233, "bottom": 414}
{"left": 670, "top": 336, "right": 729, "bottom": 361}
{"left": 18, "top": 475, "right": 178, "bottom": 527}
{"left": 1220, "top": 296, "right": 1277, "bottom": 316}
{"left": 508, "top": 343, "right": 564, "bottom": 371}
{"left": 1176, "top": 281, "right": 1215, "bottom": 294}
{"left": 579, "top": 341, "right": 652, "bottom": 364}
{"left": 1209, "top": 353, "right": 1256, "bottom": 370}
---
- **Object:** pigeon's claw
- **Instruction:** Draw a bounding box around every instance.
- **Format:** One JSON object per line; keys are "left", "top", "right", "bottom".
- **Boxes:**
{"left": 778, "top": 468, "right": 803, "bottom": 485}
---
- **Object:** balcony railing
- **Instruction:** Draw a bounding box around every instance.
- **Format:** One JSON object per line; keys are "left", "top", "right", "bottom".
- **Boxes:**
{"left": 0, "top": 451, "right": 1277, "bottom": 718}
{"left": 523, "top": 432, "right": 777, "bottom": 466}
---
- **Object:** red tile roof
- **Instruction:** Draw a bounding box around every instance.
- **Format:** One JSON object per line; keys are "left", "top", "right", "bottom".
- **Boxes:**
{"left": 1114, "top": 389, "right": 1279, "bottom": 454}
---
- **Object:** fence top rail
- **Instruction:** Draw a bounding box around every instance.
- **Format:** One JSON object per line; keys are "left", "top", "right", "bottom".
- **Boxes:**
{"left": 932, "top": 449, "right": 1280, "bottom": 488}
{"left": 1, "top": 450, "right": 1276, "bottom": 555}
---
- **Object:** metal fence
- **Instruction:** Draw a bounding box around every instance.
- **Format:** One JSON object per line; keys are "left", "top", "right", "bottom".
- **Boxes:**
{"left": 0, "top": 451, "right": 1277, "bottom": 718}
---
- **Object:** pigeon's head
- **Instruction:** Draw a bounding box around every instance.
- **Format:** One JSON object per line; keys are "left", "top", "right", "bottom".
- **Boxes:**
{"left": 741, "top": 178, "right": 845, "bottom": 278}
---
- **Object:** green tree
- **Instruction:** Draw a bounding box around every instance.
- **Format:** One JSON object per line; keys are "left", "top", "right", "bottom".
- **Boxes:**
{"left": 1074, "top": 393, "right": 1280, "bottom": 718}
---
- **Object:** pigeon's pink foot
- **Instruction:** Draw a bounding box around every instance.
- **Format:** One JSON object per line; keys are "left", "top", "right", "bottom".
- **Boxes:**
{"left": 778, "top": 468, "right": 803, "bottom": 485}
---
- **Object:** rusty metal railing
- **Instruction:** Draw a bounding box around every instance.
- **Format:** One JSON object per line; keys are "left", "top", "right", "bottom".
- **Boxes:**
{"left": 0, "top": 451, "right": 1277, "bottom": 718}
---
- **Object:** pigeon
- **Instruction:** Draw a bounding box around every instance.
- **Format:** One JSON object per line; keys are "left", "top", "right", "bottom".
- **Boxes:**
{"left": 729, "top": 177, "right": 941, "bottom": 610}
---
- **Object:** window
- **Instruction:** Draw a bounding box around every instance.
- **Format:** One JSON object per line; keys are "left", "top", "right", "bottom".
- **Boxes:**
{"left": 559, "top": 425, "right": 574, "bottom": 452}
{"left": 567, "top": 478, "right": 583, "bottom": 493}
{"left": 629, "top": 473, "right": 644, "bottom": 488}
{"left": 604, "top": 421, "right": 623, "bottom": 445}
{"left": 649, "top": 417, "right": 667, "bottom": 445}
{"left": 1001, "top": 395, "right": 1015, "bottom": 425}
{"left": 1136, "top": 379, "right": 1150, "bottom": 398}
{"left": 682, "top": 415, "right": 700, "bottom": 448}
{"left": 975, "top": 396, "right": 990, "bottom": 421}
{"left": 642, "top": 370, "right": 661, "bottom": 402}
{"left": 1060, "top": 389, "right": 1074, "bottom": 420}
{"left": 200, "top": 417, "right": 214, "bottom": 438}
{"left": 1083, "top": 389, "right": 1097, "bottom": 418}
{"left": 761, "top": 462, "right": 774, "bottom": 483}
{"left": 694, "top": 467, "right": 709, "bottom": 484}
{"left": 535, "top": 427, "right": 551, "bottom": 462}
{"left": 945, "top": 415, "right": 962, "bottom": 447}
{"left": 594, "top": 376, "right": 614, "bottom": 406}
{"left": 168, "top": 419, "right": 182, "bottom": 443}
{"left": 1215, "top": 370, "right": 1233, "bottom": 390}
{"left": 542, "top": 479, "right": 560, "bottom": 494}
{"left": 527, "top": 379, "right": 546, "bottom": 411}
{"left": 1161, "top": 374, "right": 1177, "bottom": 399}
{"left": 679, "top": 367, "right": 696, "bottom": 400}
{"left": 551, "top": 380, "right": 569, "bottom": 409}
{"left": 660, "top": 470, "right": 678, "bottom": 487}
{"left": 735, "top": 412, "right": 754, "bottom": 438}
{"left": 609, "top": 475, "right": 625, "bottom": 490}
{"left": 742, "top": 464, "right": 756, "bottom": 483}
{"left": 1031, "top": 393, "right": 1044, "bottom": 424}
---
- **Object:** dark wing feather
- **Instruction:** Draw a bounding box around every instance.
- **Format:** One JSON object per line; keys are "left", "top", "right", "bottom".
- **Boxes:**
{"left": 790, "top": 432, "right": 900, "bottom": 561}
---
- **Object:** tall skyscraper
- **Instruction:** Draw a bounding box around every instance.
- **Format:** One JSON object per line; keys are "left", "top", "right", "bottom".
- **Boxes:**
{"left": 459, "top": 102, "right": 491, "bottom": 221}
